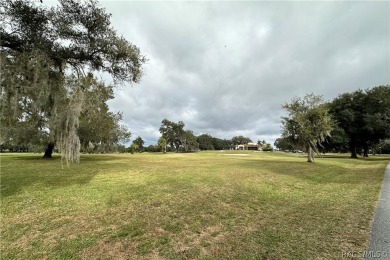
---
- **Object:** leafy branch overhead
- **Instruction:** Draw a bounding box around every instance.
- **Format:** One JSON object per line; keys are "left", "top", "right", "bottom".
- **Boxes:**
{"left": 1, "top": 0, "right": 147, "bottom": 83}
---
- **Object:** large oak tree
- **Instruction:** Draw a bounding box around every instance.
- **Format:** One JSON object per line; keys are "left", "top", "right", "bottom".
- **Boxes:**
{"left": 0, "top": 0, "right": 145, "bottom": 163}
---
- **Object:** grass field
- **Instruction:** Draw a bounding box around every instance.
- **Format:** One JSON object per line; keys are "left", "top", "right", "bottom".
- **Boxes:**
{"left": 1, "top": 151, "right": 388, "bottom": 259}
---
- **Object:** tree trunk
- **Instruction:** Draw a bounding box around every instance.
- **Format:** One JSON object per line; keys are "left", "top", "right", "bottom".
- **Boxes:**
{"left": 350, "top": 142, "right": 358, "bottom": 158}
{"left": 307, "top": 145, "right": 314, "bottom": 163}
{"left": 43, "top": 142, "right": 55, "bottom": 158}
{"left": 363, "top": 144, "right": 369, "bottom": 157}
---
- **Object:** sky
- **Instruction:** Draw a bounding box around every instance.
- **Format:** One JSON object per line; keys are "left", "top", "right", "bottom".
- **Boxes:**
{"left": 96, "top": 1, "right": 389, "bottom": 147}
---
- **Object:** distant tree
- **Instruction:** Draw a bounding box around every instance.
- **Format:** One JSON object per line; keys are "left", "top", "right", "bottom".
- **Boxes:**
{"left": 197, "top": 134, "right": 215, "bottom": 150}
{"left": 117, "top": 145, "right": 126, "bottom": 153}
{"left": 329, "top": 86, "right": 390, "bottom": 158}
{"left": 374, "top": 139, "right": 390, "bottom": 154}
{"left": 263, "top": 143, "right": 273, "bottom": 152}
{"left": 159, "top": 119, "right": 185, "bottom": 152}
{"left": 158, "top": 137, "right": 167, "bottom": 153}
{"left": 144, "top": 145, "right": 159, "bottom": 153}
{"left": 129, "top": 143, "right": 138, "bottom": 154}
{"left": 182, "top": 130, "right": 199, "bottom": 152}
{"left": 231, "top": 135, "right": 252, "bottom": 145}
{"left": 274, "top": 138, "right": 294, "bottom": 151}
{"left": 282, "top": 94, "right": 333, "bottom": 162}
{"left": 78, "top": 79, "right": 130, "bottom": 153}
{"left": 132, "top": 136, "right": 145, "bottom": 152}
{"left": 214, "top": 138, "right": 233, "bottom": 150}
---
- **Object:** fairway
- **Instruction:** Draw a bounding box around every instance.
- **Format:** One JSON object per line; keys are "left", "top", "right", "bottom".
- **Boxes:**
{"left": 1, "top": 152, "right": 388, "bottom": 259}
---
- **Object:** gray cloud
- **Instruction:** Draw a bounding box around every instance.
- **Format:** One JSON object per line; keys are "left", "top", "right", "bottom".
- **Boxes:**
{"left": 103, "top": 1, "right": 389, "bottom": 146}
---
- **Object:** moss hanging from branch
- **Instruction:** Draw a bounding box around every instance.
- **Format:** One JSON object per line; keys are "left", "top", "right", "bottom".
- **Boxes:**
{"left": 57, "top": 86, "right": 84, "bottom": 165}
{"left": 1, "top": 0, "right": 146, "bottom": 163}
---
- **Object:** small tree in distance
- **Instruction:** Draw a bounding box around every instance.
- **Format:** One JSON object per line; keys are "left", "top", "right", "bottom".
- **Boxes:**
{"left": 132, "top": 136, "right": 145, "bottom": 152}
{"left": 158, "top": 137, "right": 167, "bottom": 153}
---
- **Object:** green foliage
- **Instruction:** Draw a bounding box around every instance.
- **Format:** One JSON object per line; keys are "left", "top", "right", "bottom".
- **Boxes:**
{"left": 320, "top": 126, "right": 350, "bottom": 153}
{"left": 231, "top": 135, "right": 252, "bottom": 145}
{"left": 132, "top": 136, "right": 144, "bottom": 152}
{"left": 329, "top": 86, "right": 390, "bottom": 158}
{"left": 129, "top": 143, "right": 138, "bottom": 154}
{"left": 262, "top": 143, "right": 273, "bottom": 151}
{"left": 144, "top": 145, "right": 160, "bottom": 153}
{"left": 197, "top": 134, "right": 233, "bottom": 150}
{"left": 181, "top": 130, "right": 199, "bottom": 152}
{"left": 0, "top": 0, "right": 145, "bottom": 162}
{"left": 274, "top": 138, "right": 294, "bottom": 151}
{"left": 78, "top": 78, "right": 131, "bottom": 154}
{"left": 197, "top": 134, "right": 215, "bottom": 150}
{"left": 157, "top": 137, "right": 167, "bottom": 153}
{"left": 282, "top": 94, "right": 333, "bottom": 162}
{"left": 1, "top": 0, "right": 146, "bottom": 83}
{"left": 0, "top": 49, "right": 61, "bottom": 148}
{"left": 212, "top": 137, "right": 233, "bottom": 150}
{"left": 159, "top": 119, "right": 185, "bottom": 152}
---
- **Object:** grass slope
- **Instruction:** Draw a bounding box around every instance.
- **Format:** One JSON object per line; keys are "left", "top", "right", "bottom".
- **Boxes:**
{"left": 1, "top": 152, "right": 388, "bottom": 259}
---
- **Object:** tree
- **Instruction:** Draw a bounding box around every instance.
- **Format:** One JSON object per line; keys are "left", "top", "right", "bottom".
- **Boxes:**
{"left": 213, "top": 138, "right": 233, "bottom": 150}
{"left": 320, "top": 126, "right": 349, "bottom": 153}
{"left": 129, "top": 143, "right": 138, "bottom": 154}
{"left": 0, "top": 0, "right": 146, "bottom": 163}
{"left": 231, "top": 135, "right": 252, "bottom": 145}
{"left": 274, "top": 138, "right": 294, "bottom": 151}
{"left": 359, "top": 86, "right": 390, "bottom": 156}
{"left": 329, "top": 86, "right": 390, "bottom": 158}
{"left": 197, "top": 134, "right": 215, "bottom": 150}
{"left": 159, "top": 119, "right": 185, "bottom": 152}
{"left": 157, "top": 137, "right": 167, "bottom": 153}
{"left": 132, "top": 136, "right": 145, "bottom": 152}
{"left": 262, "top": 143, "right": 273, "bottom": 152}
{"left": 144, "top": 145, "right": 159, "bottom": 153}
{"left": 78, "top": 78, "right": 131, "bottom": 153}
{"left": 281, "top": 94, "right": 333, "bottom": 162}
{"left": 182, "top": 130, "right": 199, "bottom": 152}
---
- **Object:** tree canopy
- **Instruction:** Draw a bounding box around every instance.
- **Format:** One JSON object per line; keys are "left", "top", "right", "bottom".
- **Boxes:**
{"left": 1, "top": 0, "right": 146, "bottom": 83}
{"left": 159, "top": 119, "right": 185, "bottom": 152}
{"left": 329, "top": 86, "right": 390, "bottom": 158}
{"left": 281, "top": 94, "right": 333, "bottom": 162}
{"left": 78, "top": 79, "right": 131, "bottom": 154}
{"left": 231, "top": 135, "right": 252, "bottom": 145}
{"left": 132, "top": 136, "right": 145, "bottom": 152}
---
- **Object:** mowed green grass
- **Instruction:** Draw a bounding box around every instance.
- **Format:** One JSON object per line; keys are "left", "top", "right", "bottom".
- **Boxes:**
{"left": 1, "top": 151, "right": 388, "bottom": 259}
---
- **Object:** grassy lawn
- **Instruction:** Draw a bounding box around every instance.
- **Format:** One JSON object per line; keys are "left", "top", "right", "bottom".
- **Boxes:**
{"left": 1, "top": 151, "right": 388, "bottom": 259}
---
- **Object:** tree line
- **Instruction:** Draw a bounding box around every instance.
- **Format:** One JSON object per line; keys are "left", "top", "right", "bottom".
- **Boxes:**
{"left": 125, "top": 118, "right": 273, "bottom": 154}
{"left": 276, "top": 86, "right": 390, "bottom": 162}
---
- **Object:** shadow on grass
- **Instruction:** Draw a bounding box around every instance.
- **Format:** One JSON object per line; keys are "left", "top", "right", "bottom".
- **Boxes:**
{"left": 229, "top": 155, "right": 388, "bottom": 185}
{"left": 320, "top": 154, "right": 390, "bottom": 161}
{"left": 0, "top": 154, "right": 131, "bottom": 197}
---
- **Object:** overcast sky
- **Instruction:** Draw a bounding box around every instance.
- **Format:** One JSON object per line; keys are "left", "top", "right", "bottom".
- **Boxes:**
{"left": 98, "top": 1, "right": 389, "bottom": 146}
